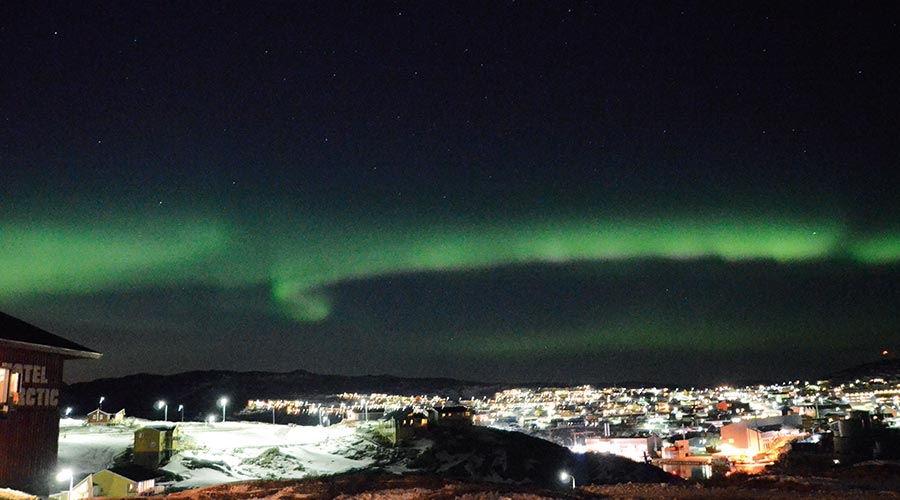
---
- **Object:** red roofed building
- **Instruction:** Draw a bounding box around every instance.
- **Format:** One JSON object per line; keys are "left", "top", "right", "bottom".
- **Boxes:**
{"left": 0, "top": 311, "right": 101, "bottom": 495}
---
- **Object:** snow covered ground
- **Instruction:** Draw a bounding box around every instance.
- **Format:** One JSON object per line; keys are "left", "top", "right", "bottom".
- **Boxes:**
{"left": 58, "top": 418, "right": 135, "bottom": 478}
{"left": 57, "top": 418, "right": 375, "bottom": 491}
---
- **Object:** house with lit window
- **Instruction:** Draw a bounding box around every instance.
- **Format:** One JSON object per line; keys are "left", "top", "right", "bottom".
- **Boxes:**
{"left": 0, "top": 311, "right": 101, "bottom": 495}
{"left": 427, "top": 405, "right": 473, "bottom": 426}
{"left": 379, "top": 408, "right": 429, "bottom": 444}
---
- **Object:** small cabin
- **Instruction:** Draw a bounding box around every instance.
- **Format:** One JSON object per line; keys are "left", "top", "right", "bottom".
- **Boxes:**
{"left": 427, "top": 405, "right": 473, "bottom": 427}
{"left": 133, "top": 425, "right": 178, "bottom": 468}
{"left": 87, "top": 408, "right": 110, "bottom": 424}
{"left": 87, "top": 408, "right": 125, "bottom": 425}
{"left": 379, "top": 408, "right": 430, "bottom": 444}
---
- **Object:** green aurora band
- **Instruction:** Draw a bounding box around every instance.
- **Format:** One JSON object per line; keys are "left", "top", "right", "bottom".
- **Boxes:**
{"left": 2, "top": 212, "right": 898, "bottom": 322}
{"left": 1, "top": 218, "right": 228, "bottom": 298}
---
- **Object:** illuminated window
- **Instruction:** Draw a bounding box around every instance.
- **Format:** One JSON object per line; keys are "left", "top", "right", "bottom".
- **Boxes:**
{"left": 0, "top": 368, "right": 20, "bottom": 414}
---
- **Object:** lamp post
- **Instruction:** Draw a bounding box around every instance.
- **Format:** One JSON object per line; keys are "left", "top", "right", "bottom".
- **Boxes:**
{"left": 560, "top": 471, "right": 575, "bottom": 489}
{"left": 65, "top": 407, "right": 72, "bottom": 417}
{"left": 156, "top": 400, "right": 167, "bottom": 421}
{"left": 219, "top": 397, "right": 228, "bottom": 423}
{"left": 362, "top": 399, "right": 368, "bottom": 422}
{"left": 178, "top": 404, "right": 184, "bottom": 422}
{"left": 98, "top": 396, "right": 105, "bottom": 411}
{"left": 270, "top": 404, "right": 276, "bottom": 424}
{"left": 56, "top": 468, "right": 73, "bottom": 500}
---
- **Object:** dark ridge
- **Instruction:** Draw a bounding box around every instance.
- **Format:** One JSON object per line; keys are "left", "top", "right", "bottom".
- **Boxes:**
{"left": 61, "top": 369, "right": 508, "bottom": 420}
{"left": 827, "top": 357, "right": 900, "bottom": 384}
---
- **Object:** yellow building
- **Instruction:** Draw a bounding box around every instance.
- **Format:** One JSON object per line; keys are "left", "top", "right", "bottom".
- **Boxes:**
{"left": 92, "top": 466, "right": 159, "bottom": 497}
{"left": 54, "top": 466, "right": 159, "bottom": 499}
{"left": 133, "top": 425, "right": 178, "bottom": 468}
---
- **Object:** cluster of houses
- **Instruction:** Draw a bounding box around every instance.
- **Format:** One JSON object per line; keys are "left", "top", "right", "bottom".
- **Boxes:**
{"left": 376, "top": 404, "right": 473, "bottom": 444}
{"left": 571, "top": 414, "right": 804, "bottom": 466}
{"left": 51, "top": 424, "right": 179, "bottom": 500}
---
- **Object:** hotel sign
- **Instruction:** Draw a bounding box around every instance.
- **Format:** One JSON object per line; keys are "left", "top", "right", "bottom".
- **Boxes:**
{"left": 0, "top": 362, "right": 59, "bottom": 409}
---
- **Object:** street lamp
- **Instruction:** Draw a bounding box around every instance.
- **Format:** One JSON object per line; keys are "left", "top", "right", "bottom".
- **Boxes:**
{"left": 269, "top": 403, "right": 276, "bottom": 425}
{"left": 156, "top": 400, "right": 167, "bottom": 421}
{"left": 219, "top": 397, "right": 228, "bottom": 422}
{"left": 64, "top": 407, "right": 72, "bottom": 417}
{"left": 207, "top": 414, "right": 216, "bottom": 425}
{"left": 362, "top": 399, "right": 368, "bottom": 422}
{"left": 178, "top": 404, "right": 184, "bottom": 422}
{"left": 560, "top": 471, "right": 575, "bottom": 489}
{"left": 98, "top": 396, "right": 105, "bottom": 411}
{"left": 56, "top": 468, "right": 73, "bottom": 500}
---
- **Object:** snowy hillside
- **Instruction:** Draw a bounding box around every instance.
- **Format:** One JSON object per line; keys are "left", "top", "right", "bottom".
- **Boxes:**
{"left": 56, "top": 418, "right": 675, "bottom": 495}
{"left": 56, "top": 418, "right": 376, "bottom": 492}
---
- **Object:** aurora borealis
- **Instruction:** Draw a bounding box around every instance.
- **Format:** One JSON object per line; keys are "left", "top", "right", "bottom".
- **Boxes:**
{"left": 2, "top": 3, "right": 899, "bottom": 384}
{"left": 3, "top": 211, "right": 897, "bottom": 323}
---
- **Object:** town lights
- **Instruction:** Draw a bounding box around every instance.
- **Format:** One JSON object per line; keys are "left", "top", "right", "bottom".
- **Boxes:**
{"left": 560, "top": 471, "right": 575, "bottom": 489}
{"left": 156, "top": 400, "right": 167, "bottom": 421}
{"left": 219, "top": 397, "right": 228, "bottom": 422}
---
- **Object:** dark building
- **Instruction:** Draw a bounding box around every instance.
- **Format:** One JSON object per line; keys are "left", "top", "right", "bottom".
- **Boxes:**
{"left": 0, "top": 311, "right": 101, "bottom": 495}
{"left": 378, "top": 408, "right": 430, "bottom": 444}
{"left": 427, "top": 405, "right": 473, "bottom": 427}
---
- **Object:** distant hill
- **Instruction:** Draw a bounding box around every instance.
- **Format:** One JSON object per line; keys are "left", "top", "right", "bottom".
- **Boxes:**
{"left": 827, "top": 357, "right": 900, "bottom": 384}
{"left": 61, "top": 369, "right": 505, "bottom": 420}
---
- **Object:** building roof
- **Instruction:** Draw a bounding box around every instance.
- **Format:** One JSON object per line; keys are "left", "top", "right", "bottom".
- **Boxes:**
{"left": 435, "top": 405, "right": 469, "bottom": 412}
{"left": 105, "top": 464, "right": 161, "bottom": 482}
{"left": 0, "top": 311, "right": 101, "bottom": 359}
{"left": 139, "top": 424, "right": 176, "bottom": 432}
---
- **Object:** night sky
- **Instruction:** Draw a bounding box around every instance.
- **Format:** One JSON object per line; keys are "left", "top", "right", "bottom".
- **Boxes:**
{"left": 2, "top": 2, "right": 899, "bottom": 385}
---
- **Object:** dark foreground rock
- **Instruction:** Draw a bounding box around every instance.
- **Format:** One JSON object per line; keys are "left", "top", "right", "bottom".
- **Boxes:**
{"left": 408, "top": 425, "right": 677, "bottom": 488}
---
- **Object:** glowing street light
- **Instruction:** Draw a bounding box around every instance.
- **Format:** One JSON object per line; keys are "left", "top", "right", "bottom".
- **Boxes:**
{"left": 56, "top": 468, "right": 73, "bottom": 500}
{"left": 64, "top": 407, "right": 72, "bottom": 417}
{"left": 98, "top": 396, "right": 105, "bottom": 411}
{"left": 219, "top": 397, "right": 228, "bottom": 422}
{"left": 178, "top": 404, "right": 184, "bottom": 422}
{"left": 560, "top": 471, "right": 575, "bottom": 489}
{"left": 207, "top": 414, "right": 216, "bottom": 425}
{"left": 156, "top": 400, "right": 167, "bottom": 421}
